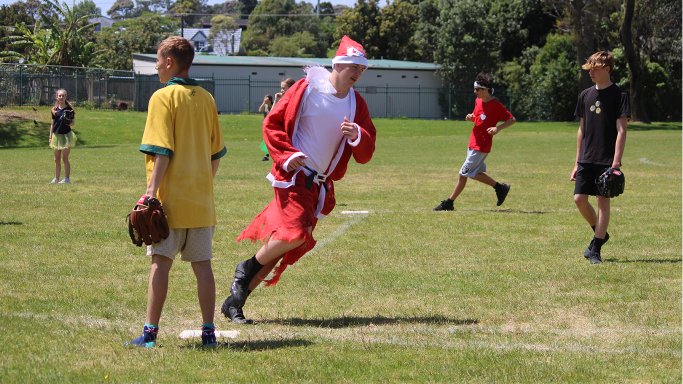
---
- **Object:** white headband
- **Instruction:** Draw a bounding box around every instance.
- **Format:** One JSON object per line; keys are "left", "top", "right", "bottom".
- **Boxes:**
{"left": 474, "top": 81, "right": 494, "bottom": 94}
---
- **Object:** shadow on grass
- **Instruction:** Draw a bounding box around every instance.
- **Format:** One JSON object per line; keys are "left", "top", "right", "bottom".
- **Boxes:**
{"left": 628, "top": 122, "right": 681, "bottom": 131}
{"left": 604, "top": 258, "right": 681, "bottom": 264}
{"left": 262, "top": 315, "right": 478, "bottom": 328}
{"left": 0, "top": 114, "right": 87, "bottom": 148}
{"left": 0, "top": 221, "right": 22, "bottom": 225}
{"left": 180, "top": 338, "right": 313, "bottom": 351}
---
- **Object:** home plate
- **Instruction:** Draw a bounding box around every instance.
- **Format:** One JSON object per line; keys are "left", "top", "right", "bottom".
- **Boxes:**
{"left": 179, "top": 330, "right": 240, "bottom": 339}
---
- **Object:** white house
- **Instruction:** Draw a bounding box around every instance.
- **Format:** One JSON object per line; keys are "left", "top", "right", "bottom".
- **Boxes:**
{"left": 132, "top": 54, "right": 445, "bottom": 118}
{"left": 181, "top": 28, "right": 241, "bottom": 55}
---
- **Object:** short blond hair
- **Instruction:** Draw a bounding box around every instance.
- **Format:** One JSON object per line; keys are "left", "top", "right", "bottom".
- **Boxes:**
{"left": 157, "top": 36, "right": 194, "bottom": 72}
{"left": 581, "top": 51, "right": 614, "bottom": 72}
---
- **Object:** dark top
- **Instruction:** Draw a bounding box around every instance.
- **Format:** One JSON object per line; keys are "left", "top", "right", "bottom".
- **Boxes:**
{"left": 574, "top": 84, "right": 630, "bottom": 165}
{"left": 51, "top": 106, "right": 74, "bottom": 134}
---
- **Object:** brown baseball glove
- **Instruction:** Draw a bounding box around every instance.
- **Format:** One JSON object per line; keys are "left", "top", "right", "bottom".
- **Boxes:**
{"left": 127, "top": 195, "right": 170, "bottom": 246}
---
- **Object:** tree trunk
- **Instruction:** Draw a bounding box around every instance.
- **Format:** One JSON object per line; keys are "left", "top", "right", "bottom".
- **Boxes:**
{"left": 620, "top": 0, "right": 650, "bottom": 123}
{"left": 570, "top": 0, "right": 594, "bottom": 90}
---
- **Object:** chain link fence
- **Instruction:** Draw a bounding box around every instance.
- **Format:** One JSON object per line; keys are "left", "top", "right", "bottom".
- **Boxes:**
{"left": 0, "top": 63, "right": 508, "bottom": 119}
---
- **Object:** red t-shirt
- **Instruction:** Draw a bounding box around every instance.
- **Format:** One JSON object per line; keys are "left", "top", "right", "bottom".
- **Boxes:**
{"left": 467, "top": 97, "right": 513, "bottom": 153}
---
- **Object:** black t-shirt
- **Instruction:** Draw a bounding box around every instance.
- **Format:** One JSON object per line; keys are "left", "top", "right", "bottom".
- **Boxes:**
{"left": 51, "top": 106, "right": 74, "bottom": 134}
{"left": 574, "top": 84, "right": 630, "bottom": 165}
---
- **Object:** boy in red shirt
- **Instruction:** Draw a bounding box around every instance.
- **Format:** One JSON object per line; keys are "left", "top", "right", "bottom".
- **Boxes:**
{"left": 434, "top": 72, "right": 516, "bottom": 211}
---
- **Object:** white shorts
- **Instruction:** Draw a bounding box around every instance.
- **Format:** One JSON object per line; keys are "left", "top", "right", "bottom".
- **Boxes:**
{"left": 459, "top": 149, "right": 488, "bottom": 177}
{"left": 147, "top": 227, "right": 214, "bottom": 262}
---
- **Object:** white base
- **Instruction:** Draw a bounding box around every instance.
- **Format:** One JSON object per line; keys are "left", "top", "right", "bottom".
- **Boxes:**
{"left": 178, "top": 330, "right": 240, "bottom": 339}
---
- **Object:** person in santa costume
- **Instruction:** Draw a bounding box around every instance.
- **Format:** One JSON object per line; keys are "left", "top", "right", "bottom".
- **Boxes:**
{"left": 221, "top": 36, "right": 377, "bottom": 324}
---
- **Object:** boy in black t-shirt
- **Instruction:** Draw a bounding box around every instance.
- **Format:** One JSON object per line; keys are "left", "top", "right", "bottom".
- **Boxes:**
{"left": 570, "top": 51, "right": 629, "bottom": 264}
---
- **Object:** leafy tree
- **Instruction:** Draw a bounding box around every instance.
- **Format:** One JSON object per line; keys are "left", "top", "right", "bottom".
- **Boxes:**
{"left": 74, "top": 0, "right": 101, "bottom": 18}
{"left": 316, "top": 1, "right": 335, "bottom": 15}
{"left": 0, "top": 1, "right": 43, "bottom": 58}
{"left": 412, "top": 0, "right": 440, "bottom": 62}
{"left": 4, "top": 0, "right": 97, "bottom": 66}
{"left": 209, "top": 1, "right": 241, "bottom": 16}
{"left": 502, "top": 34, "right": 579, "bottom": 121}
{"left": 489, "top": 0, "right": 554, "bottom": 61}
{"left": 209, "top": 14, "right": 239, "bottom": 55}
{"left": 242, "top": 0, "right": 329, "bottom": 57}
{"left": 108, "top": 0, "right": 135, "bottom": 19}
{"left": 269, "top": 31, "right": 317, "bottom": 57}
{"left": 238, "top": 0, "right": 258, "bottom": 18}
{"left": 378, "top": 0, "right": 419, "bottom": 60}
{"left": 91, "top": 13, "right": 177, "bottom": 70}
{"left": 334, "top": 0, "right": 381, "bottom": 58}
{"left": 434, "top": 0, "right": 495, "bottom": 89}
{"left": 172, "top": 0, "right": 207, "bottom": 27}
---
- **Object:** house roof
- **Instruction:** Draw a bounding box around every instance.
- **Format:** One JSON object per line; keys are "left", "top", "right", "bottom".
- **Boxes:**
{"left": 132, "top": 54, "right": 439, "bottom": 71}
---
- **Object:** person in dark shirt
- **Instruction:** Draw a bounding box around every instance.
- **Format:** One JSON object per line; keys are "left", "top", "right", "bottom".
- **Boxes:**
{"left": 570, "top": 51, "right": 629, "bottom": 264}
{"left": 49, "top": 88, "right": 76, "bottom": 184}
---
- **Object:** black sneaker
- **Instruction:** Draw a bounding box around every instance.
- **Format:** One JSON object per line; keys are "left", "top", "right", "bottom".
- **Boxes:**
{"left": 495, "top": 183, "right": 510, "bottom": 206}
{"left": 588, "top": 249, "right": 602, "bottom": 264}
{"left": 201, "top": 326, "right": 217, "bottom": 347}
{"left": 583, "top": 233, "right": 609, "bottom": 258}
{"left": 433, "top": 199, "right": 454, "bottom": 211}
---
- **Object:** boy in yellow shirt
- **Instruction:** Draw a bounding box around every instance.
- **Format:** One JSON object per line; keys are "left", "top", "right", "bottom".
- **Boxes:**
{"left": 127, "top": 36, "right": 227, "bottom": 348}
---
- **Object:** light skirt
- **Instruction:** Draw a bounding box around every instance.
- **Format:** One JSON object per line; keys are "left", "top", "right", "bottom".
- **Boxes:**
{"left": 50, "top": 131, "right": 77, "bottom": 150}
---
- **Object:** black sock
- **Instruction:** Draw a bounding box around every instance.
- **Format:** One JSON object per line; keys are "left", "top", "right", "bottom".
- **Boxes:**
{"left": 250, "top": 255, "right": 263, "bottom": 267}
{"left": 593, "top": 237, "right": 605, "bottom": 253}
{"left": 591, "top": 226, "right": 609, "bottom": 242}
{"left": 494, "top": 182, "right": 501, "bottom": 190}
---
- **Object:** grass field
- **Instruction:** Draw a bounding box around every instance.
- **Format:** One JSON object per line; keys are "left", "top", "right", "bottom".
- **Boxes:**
{"left": 0, "top": 107, "right": 680, "bottom": 383}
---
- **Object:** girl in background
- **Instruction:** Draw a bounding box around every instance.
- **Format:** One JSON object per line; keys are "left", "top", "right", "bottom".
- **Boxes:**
{"left": 49, "top": 88, "right": 76, "bottom": 184}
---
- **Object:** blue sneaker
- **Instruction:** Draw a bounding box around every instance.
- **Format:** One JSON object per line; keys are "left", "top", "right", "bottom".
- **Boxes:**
{"left": 201, "top": 326, "right": 217, "bottom": 347}
{"left": 126, "top": 325, "right": 158, "bottom": 348}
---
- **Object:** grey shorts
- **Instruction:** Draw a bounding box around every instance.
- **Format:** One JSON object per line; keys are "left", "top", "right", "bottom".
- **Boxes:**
{"left": 459, "top": 149, "right": 488, "bottom": 177}
{"left": 146, "top": 226, "right": 215, "bottom": 262}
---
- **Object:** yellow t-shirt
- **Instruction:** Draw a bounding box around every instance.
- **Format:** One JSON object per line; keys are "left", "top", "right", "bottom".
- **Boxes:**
{"left": 140, "top": 78, "right": 227, "bottom": 228}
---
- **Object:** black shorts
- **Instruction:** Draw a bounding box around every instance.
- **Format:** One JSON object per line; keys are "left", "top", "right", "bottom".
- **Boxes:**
{"left": 574, "top": 163, "right": 610, "bottom": 196}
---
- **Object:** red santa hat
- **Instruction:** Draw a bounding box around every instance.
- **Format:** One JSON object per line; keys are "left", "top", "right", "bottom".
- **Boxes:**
{"left": 332, "top": 35, "right": 368, "bottom": 67}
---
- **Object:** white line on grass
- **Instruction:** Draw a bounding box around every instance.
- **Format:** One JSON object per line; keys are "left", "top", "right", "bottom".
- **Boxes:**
{"left": 308, "top": 210, "right": 370, "bottom": 255}
{"left": 639, "top": 157, "right": 663, "bottom": 166}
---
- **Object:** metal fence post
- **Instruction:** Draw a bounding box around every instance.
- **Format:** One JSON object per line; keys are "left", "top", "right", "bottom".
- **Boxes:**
{"left": 448, "top": 85, "right": 452, "bottom": 120}
{"left": 19, "top": 65, "right": 23, "bottom": 106}
{"left": 385, "top": 84, "right": 388, "bottom": 118}
{"left": 418, "top": 84, "right": 421, "bottom": 119}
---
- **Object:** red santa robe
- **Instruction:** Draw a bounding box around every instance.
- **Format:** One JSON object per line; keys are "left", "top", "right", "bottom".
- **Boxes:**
{"left": 237, "top": 77, "right": 376, "bottom": 285}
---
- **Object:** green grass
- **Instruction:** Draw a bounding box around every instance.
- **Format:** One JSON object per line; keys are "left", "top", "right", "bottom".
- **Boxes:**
{"left": 0, "top": 108, "right": 680, "bottom": 383}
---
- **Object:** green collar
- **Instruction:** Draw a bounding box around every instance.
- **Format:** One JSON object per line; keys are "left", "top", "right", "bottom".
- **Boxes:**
{"left": 166, "top": 77, "right": 199, "bottom": 86}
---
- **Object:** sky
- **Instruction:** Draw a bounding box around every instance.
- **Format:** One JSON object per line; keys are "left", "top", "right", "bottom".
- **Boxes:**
{"left": 0, "top": 0, "right": 361, "bottom": 15}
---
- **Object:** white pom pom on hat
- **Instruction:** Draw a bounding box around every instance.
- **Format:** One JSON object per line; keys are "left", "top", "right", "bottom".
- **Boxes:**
{"left": 331, "top": 35, "right": 368, "bottom": 67}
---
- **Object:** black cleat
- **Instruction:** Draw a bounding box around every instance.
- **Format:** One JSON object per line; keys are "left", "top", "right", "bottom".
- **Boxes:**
{"left": 433, "top": 199, "right": 454, "bottom": 211}
{"left": 495, "top": 183, "right": 510, "bottom": 206}
{"left": 588, "top": 249, "right": 602, "bottom": 264}
{"left": 221, "top": 295, "right": 253, "bottom": 324}
{"left": 583, "top": 232, "right": 609, "bottom": 259}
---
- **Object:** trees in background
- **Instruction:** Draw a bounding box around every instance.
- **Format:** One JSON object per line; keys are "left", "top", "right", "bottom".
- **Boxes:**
{"left": 91, "top": 13, "right": 177, "bottom": 69}
{"left": 241, "top": 0, "right": 332, "bottom": 57}
{"left": 0, "top": 0, "right": 678, "bottom": 120}
{"left": 2, "top": 0, "right": 97, "bottom": 66}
